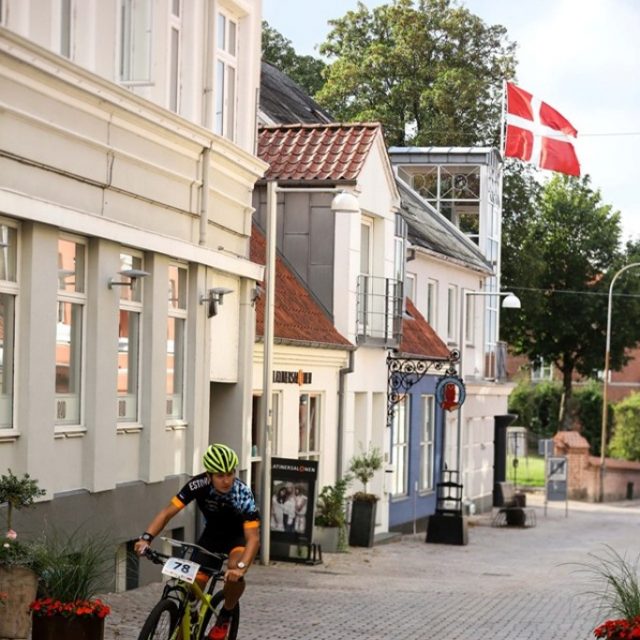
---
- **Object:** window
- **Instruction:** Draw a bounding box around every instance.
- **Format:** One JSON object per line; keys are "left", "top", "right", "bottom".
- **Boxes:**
{"left": 360, "top": 217, "right": 373, "bottom": 275}
{"left": 117, "top": 251, "right": 144, "bottom": 423}
{"left": 60, "top": 0, "right": 73, "bottom": 58}
{"left": 426, "top": 279, "right": 437, "bottom": 329}
{"left": 0, "top": 223, "right": 17, "bottom": 429}
{"left": 531, "top": 357, "right": 553, "bottom": 381}
{"left": 166, "top": 264, "right": 186, "bottom": 421}
{"left": 420, "top": 396, "right": 435, "bottom": 491}
{"left": 214, "top": 11, "right": 237, "bottom": 139}
{"left": 447, "top": 285, "right": 458, "bottom": 342}
{"left": 464, "top": 294, "right": 474, "bottom": 344}
{"left": 298, "top": 394, "right": 319, "bottom": 460}
{"left": 120, "top": 0, "right": 152, "bottom": 83}
{"left": 405, "top": 273, "right": 415, "bottom": 304}
{"left": 56, "top": 236, "right": 86, "bottom": 426}
{"left": 391, "top": 395, "right": 409, "bottom": 496}
{"left": 168, "top": 0, "right": 181, "bottom": 112}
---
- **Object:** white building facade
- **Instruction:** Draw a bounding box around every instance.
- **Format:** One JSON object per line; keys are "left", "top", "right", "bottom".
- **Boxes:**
{"left": 0, "top": 0, "right": 265, "bottom": 590}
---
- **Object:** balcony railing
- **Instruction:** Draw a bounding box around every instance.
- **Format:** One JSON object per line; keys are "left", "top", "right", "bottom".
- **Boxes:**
{"left": 356, "top": 275, "right": 403, "bottom": 347}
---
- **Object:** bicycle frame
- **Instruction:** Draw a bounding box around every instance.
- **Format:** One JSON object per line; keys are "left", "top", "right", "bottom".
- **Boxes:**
{"left": 144, "top": 538, "right": 227, "bottom": 640}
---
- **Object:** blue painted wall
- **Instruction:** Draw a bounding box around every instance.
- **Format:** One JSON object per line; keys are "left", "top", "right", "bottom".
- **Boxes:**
{"left": 389, "top": 373, "right": 444, "bottom": 529}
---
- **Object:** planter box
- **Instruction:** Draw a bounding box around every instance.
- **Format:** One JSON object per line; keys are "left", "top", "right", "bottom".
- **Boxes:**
{"left": 349, "top": 500, "right": 377, "bottom": 547}
{"left": 313, "top": 526, "right": 340, "bottom": 553}
{"left": 31, "top": 615, "right": 105, "bottom": 640}
{"left": 0, "top": 565, "right": 38, "bottom": 640}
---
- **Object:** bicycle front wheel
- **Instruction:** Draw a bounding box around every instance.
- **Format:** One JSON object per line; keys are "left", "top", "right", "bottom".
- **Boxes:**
{"left": 137, "top": 598, "right": 180, "bottom": 640}
{"left": 200, "top": 590, "right": 240, "bottom": 640}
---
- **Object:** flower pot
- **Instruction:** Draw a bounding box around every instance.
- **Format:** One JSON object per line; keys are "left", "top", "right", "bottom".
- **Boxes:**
{"left": 313, "top": 525, "right": 340, "bottom": 553}
{"left": 31, "top": 615, "right": 105, "bottom": 640}
{"left": 0, "top": 565, "right": 38, "bottom": 639}
{"left": 349, "top": 499, "right": 377, "bottom": 547}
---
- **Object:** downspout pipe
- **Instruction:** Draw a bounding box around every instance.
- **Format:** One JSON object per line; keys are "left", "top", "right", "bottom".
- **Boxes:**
{"left": 199, "top": 146, "right": 211, "bottom": 246}
{"left": 337, "top": 350, "right": 355, "bottom": 479}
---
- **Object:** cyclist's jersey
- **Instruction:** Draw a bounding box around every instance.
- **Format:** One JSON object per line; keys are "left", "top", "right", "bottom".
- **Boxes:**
{"left": 172, "top": 474, "right": 260, "bottom": 553}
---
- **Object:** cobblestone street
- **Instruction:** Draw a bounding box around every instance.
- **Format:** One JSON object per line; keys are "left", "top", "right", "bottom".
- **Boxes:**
{"left": 101, "top": 495, "right": 640, "bottom": 639}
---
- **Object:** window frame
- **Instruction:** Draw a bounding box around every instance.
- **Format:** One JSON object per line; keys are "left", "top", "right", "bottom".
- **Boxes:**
{"left": 298, "top": 393, "right": 320, "bottom": 461}
{"left": 426, "top": 278, "right": 437, "bottom": 329}
{"left": 168, "top": 0, "right": 181, "bottom": 112}
{"left": 119, "top": 0, "right": 153, "bottom": 85}
{"left": 391, "top": 394, "right": 409, "bottom": 497}
{"left": 419, "top": 395, "right": 435, "bottom": 492}
{"left": 166, "top": 262, "right": 187, "bottom": 425}
{"left": 214, "top": 9, "right": 238, "bottom": 140}
{"left": 55, "top": 234, "right": 87, "bottom": 432}
{"left": 116, "top": 250, "right": 144, "bottom": 427}
{"left": 0, "top": 219, "right": 19, "bottom": 434}
{"left": 447, "top": 284, "right": 458, "bottom": 343}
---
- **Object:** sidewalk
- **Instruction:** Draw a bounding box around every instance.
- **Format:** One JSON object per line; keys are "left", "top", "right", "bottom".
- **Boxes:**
{"left": 102, "top": 495, "right": 640, "bottom": 639}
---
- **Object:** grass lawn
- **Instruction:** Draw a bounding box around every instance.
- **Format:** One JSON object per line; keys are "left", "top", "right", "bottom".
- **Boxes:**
{"left": 506, "top": 454, "right": 546, "bottom": 488}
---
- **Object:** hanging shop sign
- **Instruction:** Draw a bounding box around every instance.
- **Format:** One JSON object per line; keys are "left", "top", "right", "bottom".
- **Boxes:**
{"left": 435, "top": 375, "right": 466, "bottom": 412}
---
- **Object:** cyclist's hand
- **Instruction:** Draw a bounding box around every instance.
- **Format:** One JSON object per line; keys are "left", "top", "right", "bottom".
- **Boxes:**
{"left": 134, "top": 539, "right": 150, "bottom": 556}
{"left": 224, "top": 567, "right": 246, "bottom": 583}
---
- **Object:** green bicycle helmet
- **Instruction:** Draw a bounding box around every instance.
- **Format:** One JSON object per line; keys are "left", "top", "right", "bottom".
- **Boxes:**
{"left": 203, "top": 443, "right": 239, "bottom": 473}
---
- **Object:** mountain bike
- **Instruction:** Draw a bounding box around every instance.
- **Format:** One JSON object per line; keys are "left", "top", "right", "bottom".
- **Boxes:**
{"left": 138, "top": 537, "right": 239, "bottom": 640}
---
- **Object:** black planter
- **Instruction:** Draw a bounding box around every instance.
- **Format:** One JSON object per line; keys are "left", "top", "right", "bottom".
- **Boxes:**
{"left": 349, "top": 499, "right": 377, "bottom": 547}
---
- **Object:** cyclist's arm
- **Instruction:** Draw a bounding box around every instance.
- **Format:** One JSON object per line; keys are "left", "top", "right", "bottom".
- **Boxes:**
{"left": 134, "top": 501, "right": 182, "bottom": 555}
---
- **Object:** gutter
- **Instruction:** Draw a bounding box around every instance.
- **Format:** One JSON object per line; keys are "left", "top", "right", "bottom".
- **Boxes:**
{"left": 337, "top": 350, "right": 355, "bottom": 479}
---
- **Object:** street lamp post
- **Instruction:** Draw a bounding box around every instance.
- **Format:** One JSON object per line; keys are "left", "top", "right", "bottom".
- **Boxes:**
{"left": 456, "top": 290, "right": 521, "bottom": 474}
{"left": 598, "top": 262, "right": 640, "bottom": 503}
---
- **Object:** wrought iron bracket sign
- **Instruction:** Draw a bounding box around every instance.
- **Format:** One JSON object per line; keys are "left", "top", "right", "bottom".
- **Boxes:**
{"left": 387, "top": 350, "right": 461, "bottom": 425}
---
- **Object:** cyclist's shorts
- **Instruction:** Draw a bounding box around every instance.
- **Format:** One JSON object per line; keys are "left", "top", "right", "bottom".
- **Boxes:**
{"left": 196, "top": 533, "right": 245, "bottom": 563}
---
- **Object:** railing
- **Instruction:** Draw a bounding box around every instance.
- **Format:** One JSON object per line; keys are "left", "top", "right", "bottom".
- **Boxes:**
{"left": 356, "top": 275, "right": 403, "bottom": 347}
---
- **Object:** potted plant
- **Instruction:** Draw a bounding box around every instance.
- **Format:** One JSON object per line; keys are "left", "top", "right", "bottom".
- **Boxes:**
{"left": 575, "top": 545, "right": 640, "bottom": 639}
{"left": 29, "top": 528, "right": 112, "bottom": 640}
{"left": 314, "top": 475, "right": 351, "bottom": 553}
{"left": 348, "top": 447, "right": 383, "bottom": 548}
{"left": 0, "top": 469, "right": 45, "bottom": 640}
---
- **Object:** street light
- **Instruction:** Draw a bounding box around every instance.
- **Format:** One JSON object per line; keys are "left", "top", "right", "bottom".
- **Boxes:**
{"left": 456, "top": 290, "right": 521, "bottom": 475}
{"left": 599, "top": 262, "right": 640, "bottom": 502}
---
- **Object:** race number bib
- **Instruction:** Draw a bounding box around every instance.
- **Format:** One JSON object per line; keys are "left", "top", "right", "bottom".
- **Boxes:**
{"left": 161, "top": 557, "right": 201, "bottom": 584}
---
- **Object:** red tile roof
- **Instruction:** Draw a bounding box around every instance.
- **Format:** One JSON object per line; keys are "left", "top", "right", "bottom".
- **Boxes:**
{"left": 399, "top": 299, "right": 451, "bottom": 359}
{"left": 251, "top": 225, "right": 353, "bottom": 349}
{"left": 258, "top": 123, "right": 381, "bottom": 182}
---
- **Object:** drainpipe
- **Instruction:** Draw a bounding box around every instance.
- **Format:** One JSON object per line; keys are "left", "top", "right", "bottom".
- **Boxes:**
{"left": 199, "top": 147, "right": 211, "bottom": 246}
{"left": 337, "top": 350, "right": 355, "bottom": 479}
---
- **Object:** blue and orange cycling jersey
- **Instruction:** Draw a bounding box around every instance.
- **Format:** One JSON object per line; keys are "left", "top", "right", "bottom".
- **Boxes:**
{"left": 172, "top": 474, "right": 260, "bottom": 550}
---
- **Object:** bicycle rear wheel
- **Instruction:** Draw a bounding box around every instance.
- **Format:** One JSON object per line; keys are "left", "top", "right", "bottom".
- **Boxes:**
{"left": 199, "top": 590, "right": 240, "bottom": 640}
{"left": 137, "top": 598, "right": 180, "bottom": 640}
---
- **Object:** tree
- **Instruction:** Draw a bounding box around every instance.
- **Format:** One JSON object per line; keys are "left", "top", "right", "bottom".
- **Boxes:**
{"left": 262, "top": 21, "right": 327, "bottom": 96}
{"left": 609, "top": 393, "right": 640, "bottom": 461}
{"left": 316, "top": 0, "right": 516, "bottom": 146}
{"left": 501, "top": 174, "right": 640, "bottom": 427}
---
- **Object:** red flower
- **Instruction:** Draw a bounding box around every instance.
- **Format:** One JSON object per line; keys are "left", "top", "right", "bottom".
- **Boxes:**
{"left": 29, "top": 598, "right": 111, "bottom": 619}
{"left": 594, "top": 617, "right": 640, "bottom": 640}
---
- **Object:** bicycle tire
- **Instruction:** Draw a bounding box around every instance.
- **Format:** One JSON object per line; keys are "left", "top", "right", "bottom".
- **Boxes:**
{"left": 199, "top": 590, "right": 240, "bottom": 640}
{"left": 137, "top": 598, "right": 180, "bottom": 640}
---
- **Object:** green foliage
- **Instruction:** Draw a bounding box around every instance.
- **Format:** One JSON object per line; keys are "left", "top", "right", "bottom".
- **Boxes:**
{"left": 0, "top": 537, "right": 36, "bottom": 569}
{"left": 506, "top": 455, "right": 545, "bottom": 488}
{"left": 314, "top": 476, "right": 351, "bottom": 529}
{"left": 348, "top": 447, "right": 383, "bottom": 497}
{"left": 316, "top": 0, "right": 516, "bottom": 146}
{"left": 31, "top": 527, "right": 113, "bottom": 602}
{"left": 575, "top": 545, "right": 640, "bottom": 622}
{"left": 609, "top": 393, "right": 640, "bottom": 461}
{"left": 501, "top": 174, "right": 637, "bottom": 424}
{"left": 508, "top": 379, "right": 562, "bottom": 439}
{"left": 574, "top": 380, "right": 608, "bottom": 455}
{"left": 262, "top": 21, "right": 327, "bottom": 95}
{"left": 0, "top": 469, "right": 46, "bottom": 530}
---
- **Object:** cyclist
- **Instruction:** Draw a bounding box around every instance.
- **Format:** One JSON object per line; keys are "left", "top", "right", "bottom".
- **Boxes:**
{"left": 135, "top": 443, "right": 260, "bottom": 640}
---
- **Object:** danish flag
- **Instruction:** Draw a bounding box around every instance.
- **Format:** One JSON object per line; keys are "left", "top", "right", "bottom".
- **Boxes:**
{"left": 504, "top": 82, "right": 580, "bottom": 177}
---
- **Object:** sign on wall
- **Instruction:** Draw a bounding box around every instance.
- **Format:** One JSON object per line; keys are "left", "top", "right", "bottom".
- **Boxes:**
{"left": 435, "top": 374, "right": 466, "bottom": 412}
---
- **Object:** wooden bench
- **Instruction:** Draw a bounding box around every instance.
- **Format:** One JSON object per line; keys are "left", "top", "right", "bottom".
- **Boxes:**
{"left": 492, "top": 481, "right": 536, "bottom": 528}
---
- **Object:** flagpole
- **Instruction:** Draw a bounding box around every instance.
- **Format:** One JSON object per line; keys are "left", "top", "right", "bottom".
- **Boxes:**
{"left": 499, "top": 79, "right": 507, "bottom": 156}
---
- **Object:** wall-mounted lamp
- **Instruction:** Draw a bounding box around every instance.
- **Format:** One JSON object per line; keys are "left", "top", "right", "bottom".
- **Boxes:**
{"left": 200, "top": 287, "right": 234, "bottom": 318}
{"left": 108, "top": 269, "right": 150, "bottom": 290}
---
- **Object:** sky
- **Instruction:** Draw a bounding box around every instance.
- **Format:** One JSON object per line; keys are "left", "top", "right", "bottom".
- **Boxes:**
{"left": 262, "top": 0, "right": 640, "bottom": 241}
